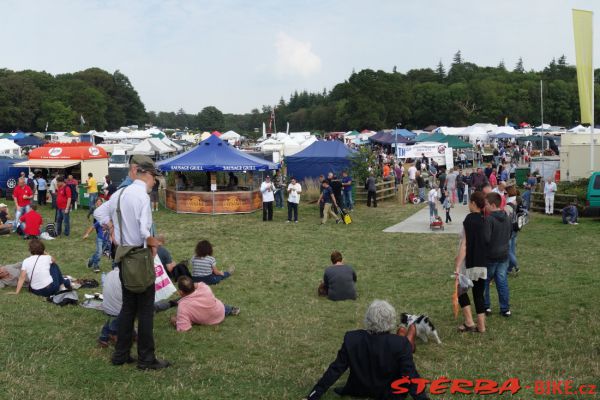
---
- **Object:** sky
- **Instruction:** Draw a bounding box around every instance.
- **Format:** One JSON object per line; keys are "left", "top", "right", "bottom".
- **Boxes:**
{"left": 1, "top": 0, "right": 600, "bottom": 115}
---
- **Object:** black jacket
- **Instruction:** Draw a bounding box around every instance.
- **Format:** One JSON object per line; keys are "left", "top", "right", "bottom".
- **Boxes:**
{"left": 307, "top": 330, "right": 427, "bottom": 400}
{"left": 484, "top": 210, "right": 512, "bottom": 261}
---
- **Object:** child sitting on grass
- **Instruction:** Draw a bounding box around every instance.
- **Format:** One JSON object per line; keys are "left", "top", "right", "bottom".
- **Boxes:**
{"left": 190, "top": 240, "right": 235, "bottom": 285}
{"left": 170, "top": 276, "right": 239, "bottom": 332}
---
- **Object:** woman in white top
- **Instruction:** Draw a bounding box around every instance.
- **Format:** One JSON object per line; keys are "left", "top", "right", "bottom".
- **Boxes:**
{"left": 543, "top": 177, "right": 557, "bottom": 215}
{"left": 286, "top": 177, "right": 302, "bottom": 223}
{"left": 11, "top": 239, "right": 72, "bottom": 297}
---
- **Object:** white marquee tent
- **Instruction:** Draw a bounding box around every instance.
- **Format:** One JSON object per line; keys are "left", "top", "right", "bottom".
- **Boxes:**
{"left": 129, "top": 138, "right": 176, "bottom": 156}
{"left": 0, "top": 139, "right": 21, "bottom": 156}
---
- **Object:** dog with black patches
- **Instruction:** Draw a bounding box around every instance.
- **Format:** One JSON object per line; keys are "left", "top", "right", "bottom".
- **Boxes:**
{"left": 400, "top": 313, "right": 441, "bottom": 344}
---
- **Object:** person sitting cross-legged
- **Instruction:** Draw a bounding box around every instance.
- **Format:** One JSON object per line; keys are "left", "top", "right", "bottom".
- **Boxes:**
{"left": 303, "top": 300, "right": 426, "bottom": 400}
{"left": 190, "top": 240, "right": 234, "bottom": 285}
{"left": 170, "top": 276, "right": 240, "bottom": 332}
{"left": 11, "top": 239, "right": 72, "bottom": 297}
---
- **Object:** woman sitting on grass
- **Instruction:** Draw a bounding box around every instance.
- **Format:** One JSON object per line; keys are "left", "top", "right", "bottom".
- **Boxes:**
{"left": 11, "top": 239, "right": 72, "bottom": 297}
{"left": 170, "top": 276, "right": 240, "bottom": 332}
{"left": 190, "top": 240, "right": 234, "bottom": 285}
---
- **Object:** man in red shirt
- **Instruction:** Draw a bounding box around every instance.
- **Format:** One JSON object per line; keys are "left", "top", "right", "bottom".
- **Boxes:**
{"left": 19, "top": 204, "right": 43, "bottom": 239}
{"left": 56, "top": 176, "right": 72, "bottom": 237}
{"left": 12, "top": 177, "right": 33, "bottom": 232}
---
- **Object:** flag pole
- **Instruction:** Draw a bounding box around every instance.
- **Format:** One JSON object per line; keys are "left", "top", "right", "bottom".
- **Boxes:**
{"left": 540, "top": 80, "right": 544, "bottom": 152}
{"left": 591, "top": 17, "right": 595, "bottom": 175}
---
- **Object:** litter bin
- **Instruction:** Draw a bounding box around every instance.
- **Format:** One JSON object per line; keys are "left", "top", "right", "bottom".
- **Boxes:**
{"left": 515, "top": 168, "right": 529, "bottom": 187}
{"left": 78, "top": 183, "right": 102, "bottom": 209}
{"left": 77, "top": 184, "right": 89, "bottom": 209}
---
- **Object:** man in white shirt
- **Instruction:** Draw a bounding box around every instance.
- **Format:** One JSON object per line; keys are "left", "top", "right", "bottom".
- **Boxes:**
{"left": 260, "top": 175, "right": 275, "bottom": 221}
{"left": 543, "top": 177, "right": 557, "bottom": 215}
{"left": 408, "top": 165, "right": 417, "bottom": 183}
{"left": 286, "top": 177, "right": 302, "bottom": 223}
{"left": 93, "top": 155, "right": 170, "bottom": 370}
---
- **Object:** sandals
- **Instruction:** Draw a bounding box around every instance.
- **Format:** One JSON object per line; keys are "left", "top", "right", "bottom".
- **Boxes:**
{"left": 457, "top": 323, "right": 479, "bottom": 333}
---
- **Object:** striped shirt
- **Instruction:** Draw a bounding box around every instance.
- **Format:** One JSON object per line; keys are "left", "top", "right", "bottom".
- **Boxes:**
{"left": 191, "top": 256, "right": 215, "bottom": 277}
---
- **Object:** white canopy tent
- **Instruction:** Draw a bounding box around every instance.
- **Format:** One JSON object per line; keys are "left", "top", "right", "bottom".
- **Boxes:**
{"left": 220, "top": 130, "right": 241, "bottom": 141}
{"left": 129, "top": 138, "right": 176, "bottom": 156}
{"left": 493, "top": 126, "right": 524, "bottom": 136}
{"left": 161, "top": 136, "right": 183, "bottom": 152}
{"left": 0, "top": 139, "right": 21, "bottom": 156}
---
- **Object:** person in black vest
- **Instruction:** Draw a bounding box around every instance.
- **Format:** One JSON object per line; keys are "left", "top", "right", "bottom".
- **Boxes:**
{"left": 328, "top": 173, "right": 343, "bottom": 212}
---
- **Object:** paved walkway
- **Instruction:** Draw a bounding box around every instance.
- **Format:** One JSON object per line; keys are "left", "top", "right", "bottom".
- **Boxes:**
{"left": 384, "top": 201, "right": 470, "bottom": 234}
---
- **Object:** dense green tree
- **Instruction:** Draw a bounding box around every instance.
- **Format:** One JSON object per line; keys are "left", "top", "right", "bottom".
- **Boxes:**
{"left": 196, "top": 106, "right": 224, "bottom": 131}
{"left": 514, "top": 57, "right": 525, "bottom": 73}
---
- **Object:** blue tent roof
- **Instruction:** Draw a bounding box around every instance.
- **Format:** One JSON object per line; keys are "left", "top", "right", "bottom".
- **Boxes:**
{"left": 369, "top": 131, "right": 412, "bottom": 145}
{"left": 391, "top": 128, "right": 416, "bottom": 138}
{"left": 156, "top": 134, "right": 279, "bottom": 172}
{"left": 489, "top": 133, "right": 515, "bottom": 139}
{"left": 10, "top": 132, "right": 26, "bottom": 140}
{"left": 15, "top": 135, "right": 45, "bottom": 146}
{"left": 285, "top": 140, "right": 355, "bottom": 181}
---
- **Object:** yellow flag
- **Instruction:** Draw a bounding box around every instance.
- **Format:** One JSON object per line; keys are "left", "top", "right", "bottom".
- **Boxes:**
{"left": 572, "top": 9, "right": 593, "bottom": 124}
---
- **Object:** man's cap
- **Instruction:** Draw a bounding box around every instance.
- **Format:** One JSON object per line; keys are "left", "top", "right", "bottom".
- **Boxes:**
{"left": 130, "top": 155, "right": 162, "bottom": 176}
{"left": 0, "top": 203, "right": 7, "bottom": 208}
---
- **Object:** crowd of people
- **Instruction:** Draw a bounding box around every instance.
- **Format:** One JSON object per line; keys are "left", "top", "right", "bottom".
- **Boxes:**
{"left": 0, "top": 140, "right": 582, "bottom": 398}
{"left": 260, "top": 170, "right": 355, "bottom": 225}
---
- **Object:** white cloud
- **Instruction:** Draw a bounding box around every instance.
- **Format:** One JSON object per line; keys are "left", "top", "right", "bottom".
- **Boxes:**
{"left": 275, "top": 32, "right": 321, "bottom": 78}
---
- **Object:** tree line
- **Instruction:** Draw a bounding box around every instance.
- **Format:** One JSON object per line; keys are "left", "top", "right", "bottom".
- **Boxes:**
{"left": 149, "top": 52, "right": 600, "bottom": 136}
{"left": 0, "top": 67, "right": 146, "bottom": 132}
{"left": 3, "top": 52, "right": 600, "bottom": 135}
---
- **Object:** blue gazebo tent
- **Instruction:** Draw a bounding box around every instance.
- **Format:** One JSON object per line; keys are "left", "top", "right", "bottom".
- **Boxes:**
{"left": 368, "top": 131, "right": 413, "bottom": 145}
{"left": 10, "top": 131, "right": 26, "bottom": 140}
{"left": 391, "top": 128, "right": 416, "bottom": 139}
{"left": 285, "top": 140, "right": 355, "bottom": 181}
{"left": 15, "top": 135, "right": 45, "bottom": 147}
{"left": 156, "top": 134, "right": 279, "bottom": 172}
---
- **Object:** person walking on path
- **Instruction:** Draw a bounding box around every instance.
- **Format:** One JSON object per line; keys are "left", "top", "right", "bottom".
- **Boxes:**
{"left": 318, "top": 181, "right": 340, "bottom": 224}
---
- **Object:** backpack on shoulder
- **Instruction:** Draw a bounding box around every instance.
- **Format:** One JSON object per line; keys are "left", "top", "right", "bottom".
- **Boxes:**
{"left": 508, "top": 203, "right": 528, "bottom": 232}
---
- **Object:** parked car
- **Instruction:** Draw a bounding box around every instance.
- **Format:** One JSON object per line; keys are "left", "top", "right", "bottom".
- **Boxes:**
{"left": 585, "top": 171, "right": 600, "bottom": 216}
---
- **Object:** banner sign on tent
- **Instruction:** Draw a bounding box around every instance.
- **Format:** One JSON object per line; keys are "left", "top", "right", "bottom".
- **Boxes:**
{"left": 445, "top": 147, "right": 454, "bottom": 170}
{"left": 397, "top": 143, "right": 448, "bottom": 159}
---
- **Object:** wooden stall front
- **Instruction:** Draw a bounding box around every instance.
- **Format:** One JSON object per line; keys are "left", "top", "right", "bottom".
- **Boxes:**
{"left": 166, "top": 189, "right": 262, "bottom": 214}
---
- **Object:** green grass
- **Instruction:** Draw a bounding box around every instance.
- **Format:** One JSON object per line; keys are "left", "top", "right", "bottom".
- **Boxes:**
{"left": 0, "top": 198, "right": 599, "bottom": 399}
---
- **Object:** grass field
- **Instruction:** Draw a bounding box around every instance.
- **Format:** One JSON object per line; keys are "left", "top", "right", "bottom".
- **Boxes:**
{"left": 0, "top": 198, "right": 599, "bottom": 399}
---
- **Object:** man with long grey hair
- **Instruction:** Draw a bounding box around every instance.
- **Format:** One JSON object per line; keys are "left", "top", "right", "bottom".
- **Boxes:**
{"left": 304, "top": 300, "right": 427, "bottom": 400}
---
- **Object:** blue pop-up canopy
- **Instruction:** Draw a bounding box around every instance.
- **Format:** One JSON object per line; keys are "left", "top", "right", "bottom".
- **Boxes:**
{"left": 285, "top": 140, "right": 355, "bottom": 181}
{"left": 391, "top": 128, "right": 416, "bottom": 138}
{"left": 157, "top": 134, "right": 279, "bottom": 172}
{"left": 15, "top": 135, "right": 45, "bottom": 147}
